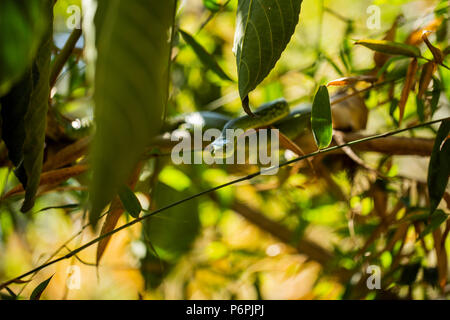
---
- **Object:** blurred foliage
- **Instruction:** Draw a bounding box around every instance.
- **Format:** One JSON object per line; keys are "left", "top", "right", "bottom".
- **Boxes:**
{"left": 0, "top": 0, "right": 449, "bottom": 300}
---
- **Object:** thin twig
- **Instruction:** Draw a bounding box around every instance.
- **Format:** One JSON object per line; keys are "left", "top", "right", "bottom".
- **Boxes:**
{"left": 0, "top": 117, "right": 448, "bottom": 289}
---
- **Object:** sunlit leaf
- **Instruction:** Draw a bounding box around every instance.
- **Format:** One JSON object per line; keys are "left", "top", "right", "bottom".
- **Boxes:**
{"left": 90, "top": 0, "right": 177, "bottom": 227}
{"left": 427, "top": 120, "right": 450, "bottom": 215}
{"left": 311, "top": 85, "right": 332, "bottom": 149}
{"left": 327, "top": 75, "right": 377, "bottom": 87}
{"left": 118, "top": 185, "right": 142, "bottom": 218}
{"left": 234, "top": 0, "right": 303, "bottom": 114}
{"left": 30, "top": 275, "right": 53, "bottom": 300}
{"left": 355, "top": 39, "right": 421, "bottom": 58}
{"left": 179, "top": 29, "right": 232, "bottom": 81}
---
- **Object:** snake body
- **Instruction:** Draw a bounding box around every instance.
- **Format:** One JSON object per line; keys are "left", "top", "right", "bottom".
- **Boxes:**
{"left": 206, "top": 98, "right": 291, "bottom": 157}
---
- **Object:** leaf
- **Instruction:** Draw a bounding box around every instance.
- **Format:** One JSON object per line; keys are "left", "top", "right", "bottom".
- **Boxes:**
{"left": 311, "top": 85, "right": 332, "bottom": 149}
{"left": 20, "top": 0, "right": 54, "bottom": 213}
{"left": 427, "top": 120, "right": 450, "bottom": 215}
{"left": 118, "top": 186, "right": 142, "bottom": 218}
{"left": 96, "top": 163, "right": 142, "bottom": 264}
{"left": 0, "top": 0, "right": 47, "bottom": 96}
{"left": 144, "top": 182, "right": 200, "bottom": 262}
{"left": 327, "top": 75, "right": 377, "bottom": 87}
{"left": 90, "top": 0, "right": 177, "bottom": 227}
{"left": 430, "top": 77, "right": 441, "bottom": 115}
{"left": 420, "top": 210, "right": 449, "bottom": 238}
{"left": 416, "top": 96, "right": 425, "bottom": 122}
{"left": 355, "top": 40, "right": 421, "bottom": 58}
{"left": 234, "top": 0, "right": 303, "bottom": 114}
{"left": 30, "top": 275, "right": 53, "bottom": 300}
{"left": 422, "top": 31, "right": 444, "bottom": 65}
{"left": 418, "top": 61, "right": 436, "bottom": 99}
{"left": 179, "top": 29, "right": 232, "bottom": 81}
{"left": 203, "top": 0, "right": 221, "bottom": 12}
{"left": 398, "top": 58, "right": 418, "bottom": 126}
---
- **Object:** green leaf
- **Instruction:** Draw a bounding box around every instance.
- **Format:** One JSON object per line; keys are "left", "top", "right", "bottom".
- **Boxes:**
{"left": 355, "top": 40, "right": 421, "bottom": 58}
{"left": 203, "top": 0, "right": 221, "bottom": 12}
{"left": 179, "top": 29, "right": 232, "bottom": 81}
{"left": 427, "top": 120, "right": 450, "bottom": 215}
{"left": 234, "top": 0, "right": 303, "bottom": 112}
{"left": 20, "top": 0, "right": 53, "bottom": 213}
{"left": 144, "top": 182, "right": 200, "bottom": 262}
{"left": 0, "top": 70, "right": 33, "bottom": 168}
{"left": 311, "top": 85, "right": 332, "bottom": 149}
{"left": 416, "top": 96, "right": 425, "bottom": 122}
{"left": 30, "top": 275, "right": 53, "bottom": 300}
{"left": 420, "top": 210, "right": 449, "bottom": 238}
{"left": 90, "top": 0, "right": 177, "bottom": 227}
{"left": 0, "top": 0, "right": 47, "bottom": 96}
{"left": 118, "top": 186, "right": 142, "bottom": 218}
{"left": 430, "top": 77, "right": 441, "bottom": 115}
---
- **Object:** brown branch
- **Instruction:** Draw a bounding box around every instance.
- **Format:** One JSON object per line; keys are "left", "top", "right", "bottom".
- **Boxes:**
{"left": 339, "top": 132, "right": 434, "bottom": 156}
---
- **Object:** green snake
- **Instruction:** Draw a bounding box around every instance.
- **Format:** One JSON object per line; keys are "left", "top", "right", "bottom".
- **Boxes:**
{"left": 55, "top": 98, "right": 314, "bottom": 154}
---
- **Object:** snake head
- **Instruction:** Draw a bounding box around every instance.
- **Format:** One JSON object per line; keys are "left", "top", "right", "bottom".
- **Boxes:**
{"left": 205, "top": 137, "right": 235, "bottom": 159}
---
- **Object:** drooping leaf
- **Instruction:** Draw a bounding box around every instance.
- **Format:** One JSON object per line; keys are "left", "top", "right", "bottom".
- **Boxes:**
{"left": 355, "top": 40, "right": 421, "bottom": 58}
{"left": 0, "top": 0, "right": 47, "bottom": 96}
{"left": 90, "top": 0, "right": 177, "bottom": 227}
{"left": 416, "top": 96, "right": 425, "bottom": 122}
{"left": 427, "top": 120, "right": 450, "bottom": 215}
{"left": 420, "top": 210, "right": 449, "bottom": 238}
{"left": 398, "top": 58, "right": 418, "bottom": 126}
{"left": 422, "top": 31, "right": 444, "bottom": 65}
{"left": 30, "top": 275, "right": 53, "bottom": 300}
{"left": 118, "top": 185, "right": 142, "bottom": 218}
{"left": 234, "top": 0, "right": 303, "bottom": 114}
{"left": 179, "top": 29, "right": 232, "bottom": 81}
{"left": 311, "top": 85, "right": 332, "bottom": 149}
{"left": 20, "top": 0, "right": 54, "bottom": 213}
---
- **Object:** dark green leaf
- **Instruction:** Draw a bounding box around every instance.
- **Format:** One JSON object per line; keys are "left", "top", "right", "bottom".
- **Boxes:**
{"left": 420, "top": 210, "right": 449, "bottom": 238}
{"left": 430, "top": 77, "right": 441, "bottom": 115}
{"left": 398, "top": 263, "right": 421, "bottom": 285}
{"left": 30, "top": 275, "right": 53, "bottom": 300}
{"left": 90, "top": 0, "right": 177, "bottom": 227}
{"left": 355, "top": 40, "right": 421, "bottom": 58}
{"left": 234, "top": 0, "right": 303, "bottom": 112}
{"left": 118, "top": 186, "right": 142, "bottom": 218}
{"left": 180, "top": 29, "right": 232, "bottom": 82}
{"left": 0, "top": 0, "right": 47, "bottom": 96}
{"left": 423, "top": 267, "right": 439, "bottom": 286}
{"left": 311, "top": 85, "right": 332, "bottom": 149}
{"left": 416, "top": 96, "right": 425, "bottom": 122}
{"left": 144, "top": 182, "right": 200, "bottom": 262}
{"left": 427, "top": 120, "right": 450, "bottom": 215}
{"left": 21, "top": 0, "right": 53, "bottom": 213}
